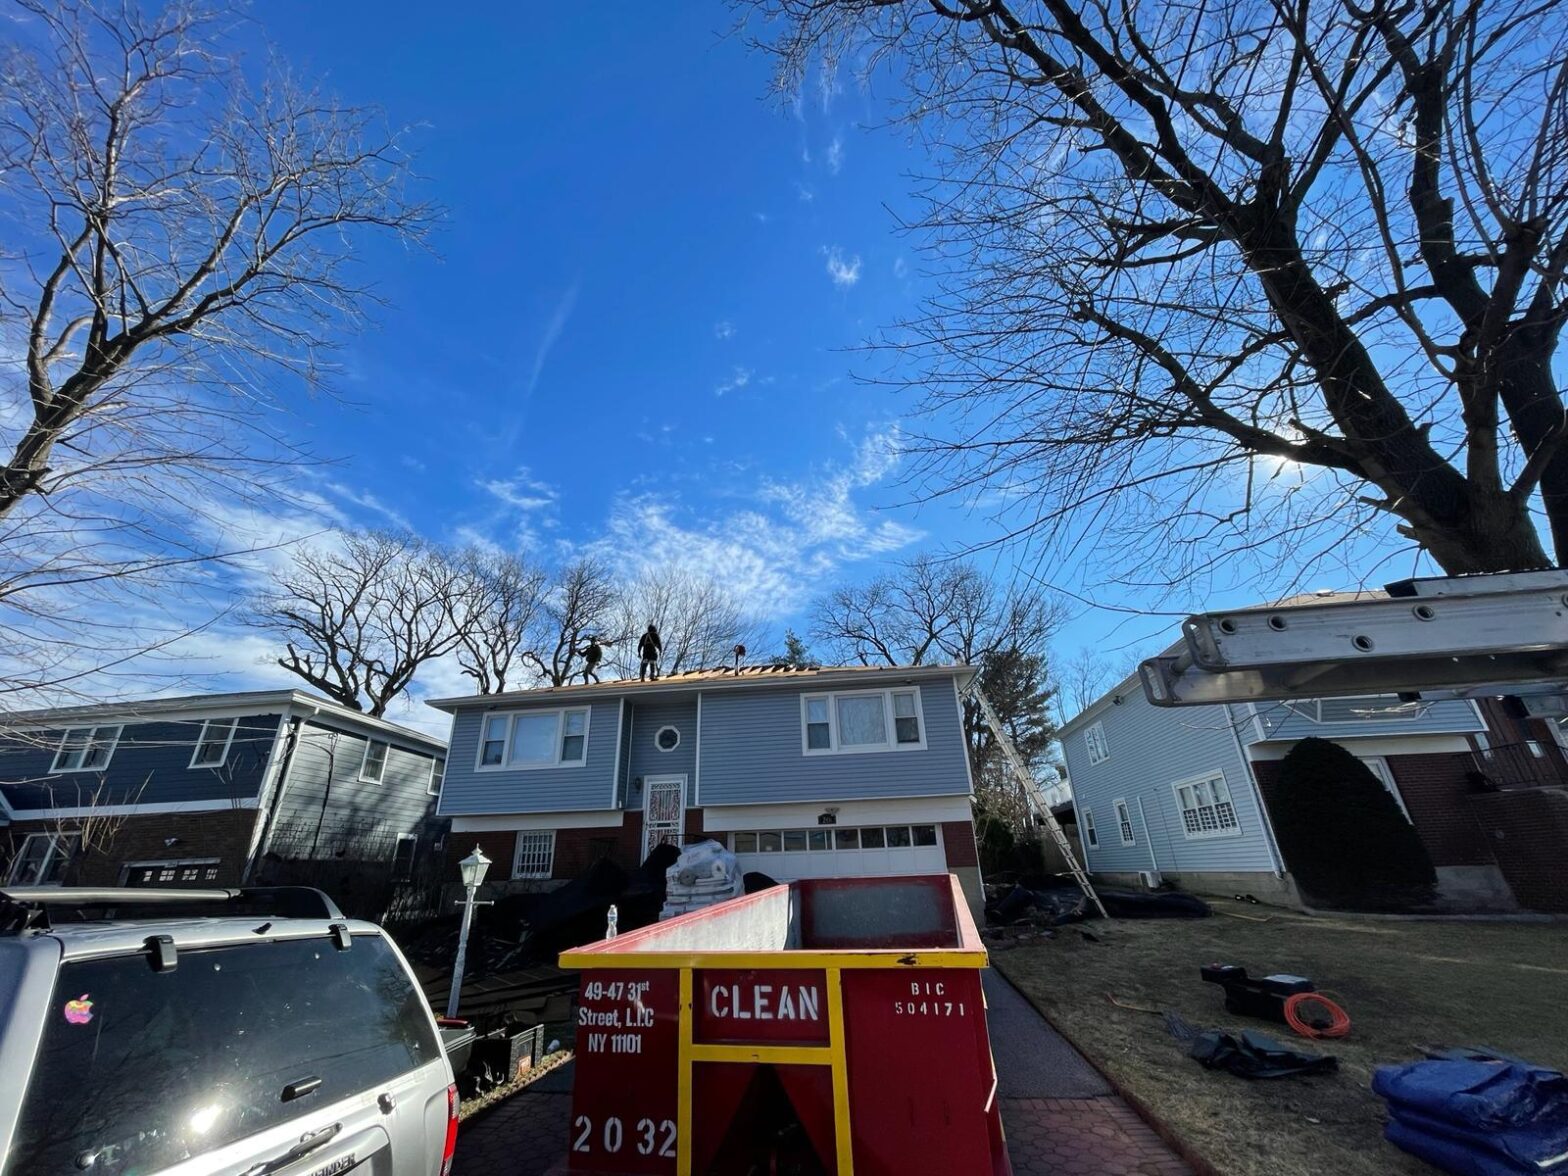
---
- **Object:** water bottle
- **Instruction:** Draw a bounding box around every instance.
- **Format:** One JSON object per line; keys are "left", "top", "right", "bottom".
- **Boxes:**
{"left": 606, "top": 904, "right": 619, "bottom": 939}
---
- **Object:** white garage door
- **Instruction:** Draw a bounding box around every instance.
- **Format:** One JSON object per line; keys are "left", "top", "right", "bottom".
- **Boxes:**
{"left": 730, "top": 822, "right": 946, "bottom": 880}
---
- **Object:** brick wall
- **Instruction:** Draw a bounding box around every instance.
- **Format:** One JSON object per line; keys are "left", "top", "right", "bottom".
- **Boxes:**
{"left": 941, "top": 820, "right": 979, "bottom": 868}
{"left": 5, "top": 808, "right": 260, "bottom": 886}
{"left": 1469, "top": 788, "right": 1568, "bottom": 913}
{"left": 1251, "top": 754, "right": 1494, "bottom": 868}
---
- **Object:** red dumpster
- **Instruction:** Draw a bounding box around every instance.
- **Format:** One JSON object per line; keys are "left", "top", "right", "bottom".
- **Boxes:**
{"left": 559, "top": 874, "right": 1009, "bottom": 1175}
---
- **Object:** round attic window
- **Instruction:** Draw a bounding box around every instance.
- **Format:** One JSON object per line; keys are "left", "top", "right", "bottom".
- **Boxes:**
{"left": 655, "top": 726, "right": 681, "bottom": 752}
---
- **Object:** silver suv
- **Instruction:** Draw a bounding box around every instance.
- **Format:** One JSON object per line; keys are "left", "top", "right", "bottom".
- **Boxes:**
{"left": 0, "top": 886, "right": 458, "bottom": 1175}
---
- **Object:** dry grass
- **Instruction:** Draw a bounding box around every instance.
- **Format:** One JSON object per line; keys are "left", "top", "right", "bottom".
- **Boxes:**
{"left": 992, "top": 903, "right": 1568, "bottom": 1176}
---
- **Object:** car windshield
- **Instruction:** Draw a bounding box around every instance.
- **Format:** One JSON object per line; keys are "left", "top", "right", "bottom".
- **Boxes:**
{"left": 7, "top": 932, "right": 439, "bottom": 1174}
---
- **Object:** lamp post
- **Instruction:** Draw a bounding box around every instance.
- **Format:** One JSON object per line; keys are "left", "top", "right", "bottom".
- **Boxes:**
{"left": 446, "top": 845, "right": 493, "bottom": 1020}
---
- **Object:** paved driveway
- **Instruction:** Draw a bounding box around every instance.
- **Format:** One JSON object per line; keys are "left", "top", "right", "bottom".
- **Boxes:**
{"left": 453, "top": 970, "right": 1192, "bottom": 1175}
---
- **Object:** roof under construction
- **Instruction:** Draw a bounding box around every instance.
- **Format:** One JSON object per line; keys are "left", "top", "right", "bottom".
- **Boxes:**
{"left": 423, "top": 661, "right": 974, "bottom": 712}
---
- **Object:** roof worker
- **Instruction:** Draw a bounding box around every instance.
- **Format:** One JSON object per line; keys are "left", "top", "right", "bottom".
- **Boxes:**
{"left": 638, "top": 623, "right": 663, "bottom": 681}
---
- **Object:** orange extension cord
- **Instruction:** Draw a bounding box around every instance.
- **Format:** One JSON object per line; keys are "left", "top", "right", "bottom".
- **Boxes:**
{"left": 1284, "top": 992, "right": 1352, "bottom": 1039}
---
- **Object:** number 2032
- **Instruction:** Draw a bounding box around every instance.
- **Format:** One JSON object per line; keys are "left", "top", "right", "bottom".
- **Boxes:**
{"left": 572, "top": 1114, "right": 676, "bottom": 1159}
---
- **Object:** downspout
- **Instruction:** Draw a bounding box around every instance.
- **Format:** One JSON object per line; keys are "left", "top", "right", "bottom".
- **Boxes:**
{"left": 1134, "top": 797, "right": 1160, "bottom": 876}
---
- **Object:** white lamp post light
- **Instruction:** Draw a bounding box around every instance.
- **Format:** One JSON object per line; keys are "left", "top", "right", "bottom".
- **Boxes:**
{"left": 446, "top": 845, "right": 493, "bottom": 1020}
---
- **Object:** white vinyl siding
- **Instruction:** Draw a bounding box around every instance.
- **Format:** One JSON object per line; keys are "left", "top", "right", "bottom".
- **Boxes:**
{"left": 513, "top": 830, "right": 556, "bottom": 879}
{"left": 476, "top": 708, "right": 591, "bottom": 772}
{"left": 189, "top": 718, "right": 239, "bottom": 768}
{"left": 49, "top": 725, "right": 121, "bottom": 773}
{"left": 1113, "top": 799, "right": 1136, "bottom": 845}
{"left": 800, "top": 689, "right": 926, "bottom": 756}
{"left": 1084, "top": 721, "right": 1109, "bottom": 765}
{"left": 1173, "top": 772, "right": 1242, "bottom": 839}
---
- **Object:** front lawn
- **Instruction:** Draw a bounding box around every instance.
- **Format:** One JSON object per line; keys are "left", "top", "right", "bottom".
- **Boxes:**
{"left": 991, "top": 903, "right": 1568, "bottom": 1176}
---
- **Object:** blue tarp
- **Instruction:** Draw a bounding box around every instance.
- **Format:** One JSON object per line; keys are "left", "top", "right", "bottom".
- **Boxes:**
{"left": 1373, "top": 1060, "right": 1568, "bottom": 1175}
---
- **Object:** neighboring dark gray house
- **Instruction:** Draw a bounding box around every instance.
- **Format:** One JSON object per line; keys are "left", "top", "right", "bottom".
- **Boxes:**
{"left": 0, "top": 691, "right": 447, "bottom": 910}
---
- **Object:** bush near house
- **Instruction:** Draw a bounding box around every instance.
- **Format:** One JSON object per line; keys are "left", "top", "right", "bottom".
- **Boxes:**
{"left": 1270, "top": 738, "right": 1437, "bottom": 911}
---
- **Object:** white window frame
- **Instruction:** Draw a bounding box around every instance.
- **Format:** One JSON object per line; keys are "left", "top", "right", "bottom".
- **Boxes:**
{"left": 1082, "top": 808, "right": 1099, "bottom": 848}
{"left": 513, "top": 830, "right": 556, "bottom": 879}
{"left": 359, "top": 738, "right": 390, "bottom": 784}
{"left": 1171, "top": 771, "right": 1243, "bottom": 840}
{"left": 6, "top": 832, "right": 81, "bottom": 885}
{"left": 48, "top": 725, "right": 122, "bottom": 774}
{"left": 654, "top": 725, "right": 682, "bottom": 753}
{"left": 390, "top": 834, "right": 418, "bottom": 882}
{"left": 188, "top": 717, "right": 240, "bottom": 769}
{"left": 799, "top": 688, "right": 927, "bottom": 756}
{"left": 427, "top": 756, "right": 445, "bottom": 797}
{"left": 1356, "top": 756, "right": 1413, "bottom": 821}
{"left": 1084, "top": 721, "right": 1109, "bottom": 766}
{"left": 474, "top": 707, "right": 593, "bottom": 772}
{"left": 1113, "top": 798, "right": 1136, "bottom": 845}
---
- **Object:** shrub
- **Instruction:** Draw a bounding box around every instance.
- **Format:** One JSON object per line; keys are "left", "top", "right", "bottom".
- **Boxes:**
{"left": 1269, "top": 737, "right": 1437, "bottom": 910}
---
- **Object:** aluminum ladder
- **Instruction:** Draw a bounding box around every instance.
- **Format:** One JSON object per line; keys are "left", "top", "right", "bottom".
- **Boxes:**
{"left": 965, "top": 682, "right": 1109, "bottom": 920}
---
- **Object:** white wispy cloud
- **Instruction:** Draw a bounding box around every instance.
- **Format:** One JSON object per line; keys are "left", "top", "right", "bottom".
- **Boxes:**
{"left": 822, "top": 246, "right": 862, "bottom": 288}
{"left": 795, "top": 182, "right": 816, "bottom": 203}
{"left": 588, "top": 425, "right": 918, "bottom": 620}
{"left": 893, "top": 257, "right": 909, "bottom": 279}
{"left": 826, "top": 135, "right": 844, "bottom": 175}
{"left": 713, "top": 320, "right": 735, "bottom": 340}
{"left": 475, "top": 467, "right": 563, "bottom": 551}
{"left": 715, "top": 367, "right": 752, "bottom": 397}
{"left": 524, "top": 281, "right": 580, "bottom": 403}
{"left": 399, "top": 455, "right": 428, "bottom": 474}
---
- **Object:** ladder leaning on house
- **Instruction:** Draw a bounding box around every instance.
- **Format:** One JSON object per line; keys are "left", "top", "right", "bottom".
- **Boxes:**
{"left": 965, "top": 682, "right": 1110, "bottom": 921}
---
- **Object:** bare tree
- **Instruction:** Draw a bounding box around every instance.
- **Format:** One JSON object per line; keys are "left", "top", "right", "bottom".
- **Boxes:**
{"left": 522, "top": 557, "right": 624, "bottom": 687}
{"left": 749, "top": 0, "right": 1568, "bottom": 584}
{"left": 1058, "top": 647, "right": 1119, "bottom": 722}
{"left": 451, "top": 550, "right": 548, "bottom": 694}
{"left": 812, "top": 554, "right": 1058, "bottom": 667}
{"left": 251, "top": 532, "right": 466, "bottom": 716}
{"left": 0, "top": 0, "right": 429, "bottom": 695}
{"left": 606, "top": 567, "right": 758, "bottom": 679}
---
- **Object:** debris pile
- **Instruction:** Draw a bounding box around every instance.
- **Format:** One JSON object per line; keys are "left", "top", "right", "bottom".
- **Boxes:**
{"left": 660, "top": 838, "right": 743, "bottom": 920}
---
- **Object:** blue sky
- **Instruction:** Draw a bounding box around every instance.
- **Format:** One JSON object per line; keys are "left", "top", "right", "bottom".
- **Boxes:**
{"left": 2, "top": 2, "right": 1441, "bottom": 731}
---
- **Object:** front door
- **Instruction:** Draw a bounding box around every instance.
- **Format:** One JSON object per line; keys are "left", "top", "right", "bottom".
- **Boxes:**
{"left": 643, "top": 774, "right": 687, "bottom": 859}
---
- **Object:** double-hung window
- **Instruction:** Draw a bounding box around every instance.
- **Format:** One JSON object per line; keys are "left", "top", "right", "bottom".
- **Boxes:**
{"left": 360, "top": 739, "right": 390, "bottom": 784}
{"left": 6, "top": 833, "right": 81, "bottom": 885}
{"left": 390, "top": 835, "right": 417, "bottom": 882}
{"left": 49, "top": 726, "right": 121, "bottom": 773}
{"left": 1173, "top": 772, "right": 1241, "bottom": 838}
{"left": 1084, "top": 722, "right": 1109, "bottom": 766}
{"left": 477, "top": 708, "right": 591, "bottom": 770}
{"left": 189, "top": 718, "right": 239, "bottom": 768}
{"left": 1082, "top": 809, "right": 1099, "bottom": 848}
{"left": 427, "top": 757, "right": 446, "bottom": 797}
{"left": 801, "top": 689, "right": 925, "bottom": 755}
{"left": 513, "top": 831, "right": 556, "bottom": 879}
{"left": 1113, "top": 799, "right": 1136, "bottom": 845}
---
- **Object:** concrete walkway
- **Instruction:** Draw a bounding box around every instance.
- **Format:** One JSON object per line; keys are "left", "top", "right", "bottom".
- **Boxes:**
{"left": 452, "top": 970, "right": 1193, "bottom": 1175}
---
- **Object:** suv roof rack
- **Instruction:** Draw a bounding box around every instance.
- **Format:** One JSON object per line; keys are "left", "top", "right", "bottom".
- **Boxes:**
{"left": 0, "top": 886, "right": 344, "bottom": 933}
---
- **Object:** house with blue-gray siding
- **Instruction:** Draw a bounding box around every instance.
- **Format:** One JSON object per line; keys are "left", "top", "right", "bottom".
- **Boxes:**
{"left": 1061, "top": 639, "right": 1537, "bottom": 911}
{"left": 0, "top": 691, "right": 446, "bottom": 904}
{"left": 426, "top": 663, "right": 985, "bottom": 914}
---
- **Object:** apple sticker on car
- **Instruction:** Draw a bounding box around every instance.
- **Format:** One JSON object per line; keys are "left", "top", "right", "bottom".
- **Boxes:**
{"left": 63, "top": 994, "right": 93, "bottom": 1025}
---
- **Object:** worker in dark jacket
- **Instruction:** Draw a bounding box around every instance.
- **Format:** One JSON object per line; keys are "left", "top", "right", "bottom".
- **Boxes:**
{"left": 638, "top": 623, "right": 663, "bottom": 681}
{"left": 577, "top": 636, "right": 604, "bottom": 684}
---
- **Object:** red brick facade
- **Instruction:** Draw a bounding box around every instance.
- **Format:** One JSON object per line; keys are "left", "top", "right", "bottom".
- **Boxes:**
{"left": 4, "top": 808, "right": 261, "bottom": 886}
{"left": 1469, "top": 788, "right": 1568, "bottom": 913}
{"left": 941, "top": 820, "right": 979, "bottom": 868}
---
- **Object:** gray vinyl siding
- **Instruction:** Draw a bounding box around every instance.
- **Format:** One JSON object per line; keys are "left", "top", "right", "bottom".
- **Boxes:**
{"left": 626, "top": 700, "right": 698, "bottom": 806}
{"left": 1062, "top": 692, "right": 1277, "bottom": 875}
{"left": 440, "top": 699, "right": 620, "bottom": 816}
{"left": 1245, "top": 696, "right": 1485, "bottom": 744}
{"left": 269, "top": 720, "right": 440, "bottom": 848}
{"left": 0, "top": 713, "right": 280, "bottom": 812}
{"left": 698, "top": 678, "right": 971, "bottom": 807}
